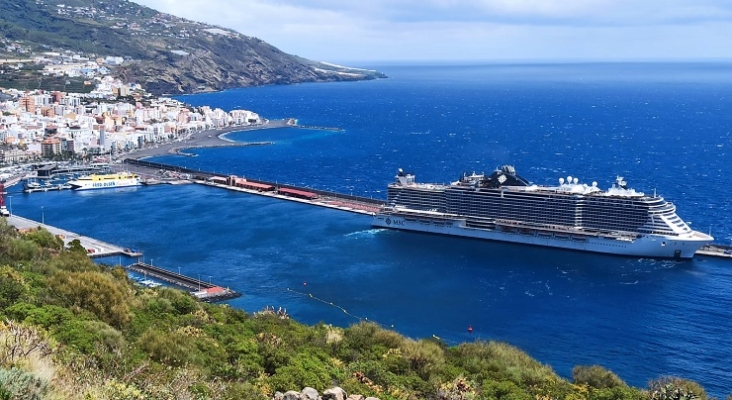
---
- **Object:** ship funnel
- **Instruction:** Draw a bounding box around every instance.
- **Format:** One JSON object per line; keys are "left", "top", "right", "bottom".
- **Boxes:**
{"left": 396, "top": 169, "right": 414, "bottom": 186}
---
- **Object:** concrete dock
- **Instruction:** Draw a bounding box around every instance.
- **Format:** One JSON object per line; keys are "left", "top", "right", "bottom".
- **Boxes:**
{"left": 696, "top": 244, "right": 732, "bottom": 259}
{"left": 127, "top": 262, "right": 241, "bottom": 302}
{"left": 5, "top": 215, "right": 142, "bottom": 258}
{"left": 196, "top": 179, "right": 382, "bottom": 215}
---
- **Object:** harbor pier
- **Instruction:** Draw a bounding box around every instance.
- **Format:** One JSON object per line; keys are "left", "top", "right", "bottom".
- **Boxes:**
{"left": 122, "top": 158, "right": 385, "bottom": 216}
{"left": 5, "top": 215, "right": 142, "bottom": 258}
{"left": 696, "top": 244, "right": 732, "bottom": 259}
{"left": 127, "top": 262, "right": 241, "bottom": 302}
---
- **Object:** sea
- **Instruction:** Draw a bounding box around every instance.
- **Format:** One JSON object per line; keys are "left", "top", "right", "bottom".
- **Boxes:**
{"left": 8, "top": 63, "right": 732, "bottom": 395}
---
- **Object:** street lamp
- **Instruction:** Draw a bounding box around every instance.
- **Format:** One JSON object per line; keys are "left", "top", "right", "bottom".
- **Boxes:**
{"left": 41, "top": 206, "right": 44, "bottom": 225}
{"left": 7, "top": 195, "right": 11, "bottom": 215}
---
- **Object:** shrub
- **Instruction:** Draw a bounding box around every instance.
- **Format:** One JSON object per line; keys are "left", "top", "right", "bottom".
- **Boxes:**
{"left": 399, "top": 338, "right": 446, "bottom": 381}
{"left": 0, "top": 321, "right": 51, "bottom": 369}
{"left": 648, "top": 377, "right": 707, "bottom": 400}
{"left": 573, "top": 365, "right": 627, "bottom": 389}
{"left": 158, "top": 287, "right": 198, "bottom": 315}
{"left": 339, "top": 322, "right": 405, "bottom": 362}
{"left": 138, "top": 326, "right": 226, "bottom": 370}
{"left": 0, "top": 266, "right": 27, "bottom": 309}
{"left": 448, "top": 341, "right": 558, "bottom": 387}
{"left": 0, "top": 368, "right": 49, "bottom": 400}
{"left": 55, "top": 320, "right": 126, "bottom": 356}
{"left": 48, "top": 249, "right": 100, "bottom": 273}
{"left": 23, "top": 228, "right": 63, "bottom": 251}
{"left": 481, "top": 380, "right": 532, "bottom": 400}
{"left": 587, "top": 386, "right": 645, "bottom": 400}
{"left": 5, "top": 239, "right": 40, "bottom": 263}
{"left": 4, "top": 303, "right": 74, "bottom": 329}
{"left": 47, "top": 270, "right": 132, "bottom": 328}
{"left": 268, "top": 352, "right": 334, "bottom": 393}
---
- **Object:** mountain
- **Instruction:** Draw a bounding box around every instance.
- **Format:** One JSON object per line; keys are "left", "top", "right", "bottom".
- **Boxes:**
{"left": 0, "top": 0, "right": 386, "bottom": 95}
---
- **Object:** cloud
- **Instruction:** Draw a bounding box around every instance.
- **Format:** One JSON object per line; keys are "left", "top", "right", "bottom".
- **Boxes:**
{"left": 132, "top": 0, "right": 732, "bottom": 62}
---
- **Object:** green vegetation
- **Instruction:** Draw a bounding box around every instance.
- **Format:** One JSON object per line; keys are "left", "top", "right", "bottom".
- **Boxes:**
{"left": 0, "top": 218, "right": 722, "bottom": 399}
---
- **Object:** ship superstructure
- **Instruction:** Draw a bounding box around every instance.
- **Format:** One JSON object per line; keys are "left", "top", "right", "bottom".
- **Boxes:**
{"left": 373, "top": 166, "right": 712, "bottom": 258}
{"left": 68, "top": 172, "right": 141, "bottom": 191}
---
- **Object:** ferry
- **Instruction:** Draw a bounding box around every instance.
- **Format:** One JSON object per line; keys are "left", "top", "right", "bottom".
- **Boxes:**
{"left": 67, "top": 172, "right": 141, "bottom": 191}
{"left": 373, "top": 166, "right": 713, "bottom": 259}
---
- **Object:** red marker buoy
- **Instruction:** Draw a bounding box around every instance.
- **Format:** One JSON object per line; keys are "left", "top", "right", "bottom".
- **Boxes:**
{"left": 468, "top": 325, "right": 473, "bottom": 333}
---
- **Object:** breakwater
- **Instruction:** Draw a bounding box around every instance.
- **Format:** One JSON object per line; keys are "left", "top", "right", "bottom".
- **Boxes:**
{"left": 127, "top": 262, "right": 241, "bottom": 302}
{"left": 173, "top": 141, "right": 274, "bottom": 157}
{"left": 123, "top": 158, "right": 384, "bottom": 206}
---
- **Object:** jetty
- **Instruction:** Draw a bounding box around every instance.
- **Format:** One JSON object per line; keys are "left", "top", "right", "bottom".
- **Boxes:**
{"left": 696, "top": 244, "right": 732, "bottom": 259}
{"left": 4, "top": 215, "right": 142, "bottom": 258}
{"left": 123, "top": 158, "right": 385, "bottom": 215}
{"left": 119, "top": 159, "right": 732, "bottom": 260}
{"left": 127, "top": 262, "right": 241, "bottom": 302}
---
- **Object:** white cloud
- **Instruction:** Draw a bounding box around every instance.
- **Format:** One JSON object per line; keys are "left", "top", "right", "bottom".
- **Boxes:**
{"left": 132, "top": 0, "right": 732, "bottom": 62}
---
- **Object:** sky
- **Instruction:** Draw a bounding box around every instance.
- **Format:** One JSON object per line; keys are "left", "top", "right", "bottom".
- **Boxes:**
{"left": 133, "top": 0, "right": 732, "bottom": 64}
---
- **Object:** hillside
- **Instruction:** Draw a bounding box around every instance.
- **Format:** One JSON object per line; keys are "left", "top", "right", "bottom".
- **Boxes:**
{"left": 0, "top": 0, "right": 386, "bottom": 95}
{"left": 0, "top": 219, "right": 716, "bottom": 399}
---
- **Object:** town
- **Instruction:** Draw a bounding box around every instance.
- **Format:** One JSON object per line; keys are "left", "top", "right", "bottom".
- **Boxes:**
{"left": 0, "top": 69, "right": 263, "bottom": 165}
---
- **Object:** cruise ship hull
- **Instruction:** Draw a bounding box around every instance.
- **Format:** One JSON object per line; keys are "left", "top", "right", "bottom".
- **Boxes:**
{"left": 373, "top": 213, "right": 711, "bottom": 259}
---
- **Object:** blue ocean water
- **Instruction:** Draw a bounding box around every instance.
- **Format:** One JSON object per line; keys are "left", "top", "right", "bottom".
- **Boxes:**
{"left": 9, "top": 63, "right": 732, "bottom": 395}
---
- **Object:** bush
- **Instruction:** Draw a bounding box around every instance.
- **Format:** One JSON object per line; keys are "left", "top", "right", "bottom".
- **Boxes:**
{"left": 138, "top": 326, "right": 226, "bottom": 370}
{"left": 648, "top": 377, "right": 707, "bottom": 400}
{"left": 55, "top": 320, "right": 126, "bottom": 356}
{"left": 48, "top": 249, "right": 100, "bottom": 273}
{"left": 449, "top": 341, "right": 558, "bottom": 387}
{"left": 48, "top": 270, "right": 132, "bottom": 328}
{"left": 268, "top": 352, "right": 334, "bottom": 393}
{"left": 5, "top": 239, "right": 40, "bottom": 263}
{"left": 0, "top": 321, "right": 51, "bottom": 369}
{"left": 0, "top": 266, "right": 27, "bottom": 309}
{"left": 4, "top": 303, "right": 74, "bottom": 329}
{"left": 481, "top": 380, "right": 532, "bottom": 400}
{"left": 0, "top": 368, "right": 48, "bottom": 400}
{"left": 587, "top": 386, "right": 645, "bottom": 400}
{"left": 399, "top": 338, "right": 446, "bottom": 381}
{"left": 339, "top": 322, "right": 405, "bottom": 362}
{"left": 573, "top": 365, "right": 627, "bottom": 389}
{"left": 23, "top": 228, "right": 63, "bottom": 251}
{"left": 158, "top": 287, "right": 198, "bottom": 315}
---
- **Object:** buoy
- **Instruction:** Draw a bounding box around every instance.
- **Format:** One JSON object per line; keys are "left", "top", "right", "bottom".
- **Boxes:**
{"left": 303, "top": 281, "right": 307, "bottom": 286}
{"left": 468, "top": 325, "right": 473, "bottom": 333}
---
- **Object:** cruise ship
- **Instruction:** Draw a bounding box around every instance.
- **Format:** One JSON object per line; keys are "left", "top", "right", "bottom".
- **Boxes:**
{"left": 373, "top": 166, "right": 713, "bottom": 259}
{"left": 67, "top": 172, "right": 141, "bottom": 191}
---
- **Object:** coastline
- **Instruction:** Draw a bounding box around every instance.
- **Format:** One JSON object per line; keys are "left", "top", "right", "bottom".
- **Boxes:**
{"left": 119, "top": 118, "right": 296, "bottom": 161}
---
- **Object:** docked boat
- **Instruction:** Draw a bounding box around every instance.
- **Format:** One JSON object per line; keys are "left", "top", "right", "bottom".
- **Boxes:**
{"left": 67, "top": 172, "right": 141, "bottom": 191}
{"left": 373, "top": 166, "right": 713, "bottom": 259}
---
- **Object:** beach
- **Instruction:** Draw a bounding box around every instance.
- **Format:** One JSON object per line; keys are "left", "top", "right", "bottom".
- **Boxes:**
{"left": 118, "top": 118, "right": 294, "bottom": 161}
